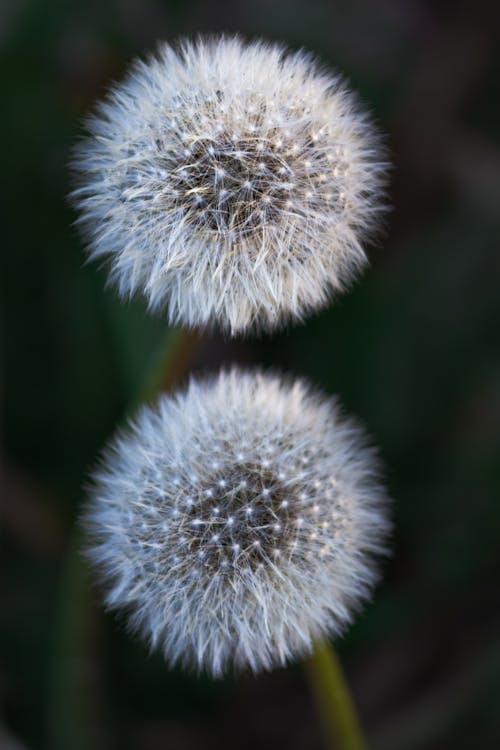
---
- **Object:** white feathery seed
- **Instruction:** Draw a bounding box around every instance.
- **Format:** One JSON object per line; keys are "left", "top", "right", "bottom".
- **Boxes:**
{"left": 72, "top": 36, "right": 389, "bottom": 334}
{"left": 84, "top": 369, "right": 391, "bottom": 676}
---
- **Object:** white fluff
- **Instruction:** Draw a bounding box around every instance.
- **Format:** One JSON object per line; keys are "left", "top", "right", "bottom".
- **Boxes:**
{"left": 84, "top": 369, "right": 391, "bottom": 676}
{"left": 72, "top": 36, "right": 388, "bottom": 334}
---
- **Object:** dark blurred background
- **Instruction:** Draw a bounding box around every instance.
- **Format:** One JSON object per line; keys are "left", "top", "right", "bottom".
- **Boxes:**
{"left": 2, "top": 1, "right": 500, "bottom": 748}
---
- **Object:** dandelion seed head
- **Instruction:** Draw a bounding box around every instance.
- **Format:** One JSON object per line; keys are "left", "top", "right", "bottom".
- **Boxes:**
{"left": 84, "top": 369, "right": 391, "bottom": 676}
{"left": 72, "top": 36, "right": 389, "bottom": 334}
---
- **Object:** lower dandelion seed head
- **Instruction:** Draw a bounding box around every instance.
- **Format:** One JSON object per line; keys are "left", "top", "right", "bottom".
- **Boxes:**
{"left": 72, "top": 35, "right": 389, "bottom": 335}
{"left": 84, "top": 369, "right": 391, "bottom": 676}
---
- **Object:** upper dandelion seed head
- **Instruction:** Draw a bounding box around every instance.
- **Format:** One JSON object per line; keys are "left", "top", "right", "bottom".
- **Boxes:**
{"left": 85, "top": 369, "right": 391, "bottom": 676}
{"left": 72, "top": 35, "right": 389, "bottom": 334}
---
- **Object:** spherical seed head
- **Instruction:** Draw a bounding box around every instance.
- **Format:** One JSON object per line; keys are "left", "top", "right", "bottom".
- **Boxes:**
{"left": 72, "top": 36, "right": 389, "bottom": 335}
{"left": 85, "top": 369, "right": 391, "bottom": 676}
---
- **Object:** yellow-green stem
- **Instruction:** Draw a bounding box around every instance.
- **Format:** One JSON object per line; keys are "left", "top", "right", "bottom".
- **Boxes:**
{"left": 138, "top": 326, "right": 201, "bottom": 404}
{"left": 304, "top": 640, "right": 366, "bottom": 750}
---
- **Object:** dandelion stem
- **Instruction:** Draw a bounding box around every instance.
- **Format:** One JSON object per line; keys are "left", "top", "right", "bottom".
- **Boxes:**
{"left": 49, "top": 327, "right": 201, "bottom": 749}
{"left": 48, "top": 538, "right": 100, "bottom": 750}
{"left": 304, "top": 640, "right": 366, "bottom": 750}
{"left": 138, "top": 326, "right": 201, "bottom": 403}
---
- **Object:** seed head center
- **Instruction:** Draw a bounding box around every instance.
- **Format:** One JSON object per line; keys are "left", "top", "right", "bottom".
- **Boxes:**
{"left": 170, "top": 134, "right": 295, "bottom": 234}
{"left": 178, "top": 465, "right": 299, "bottom": 572}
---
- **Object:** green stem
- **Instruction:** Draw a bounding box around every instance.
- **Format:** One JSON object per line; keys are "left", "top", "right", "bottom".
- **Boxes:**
{"left": 304, "top": 640, "right": 366, "bottom": 750}
{"left": 48, "top": 328, "right": 200, "bottom": 750}
{"left": 48, "top": 539, "right": 98, "bottom": 750}
{"left": 137, "top": 326, "right": 201, "bottom": 405}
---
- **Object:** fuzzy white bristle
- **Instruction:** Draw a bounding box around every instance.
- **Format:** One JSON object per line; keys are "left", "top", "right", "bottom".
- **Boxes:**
{"left": 84, "top": 369, "right": 391, "bottom": 676}
{"left": 72, "top": 36, "right": 389, "bottom": 334}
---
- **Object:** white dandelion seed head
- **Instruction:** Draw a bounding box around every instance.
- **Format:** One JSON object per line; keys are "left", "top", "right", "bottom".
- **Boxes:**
{"left": 72, "top": 36, "right": 389, "bottom": 335}
{"left": 84, "top": 369, "right": 391, "bottom": 676}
